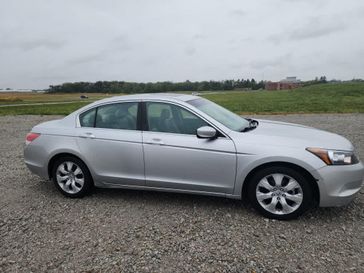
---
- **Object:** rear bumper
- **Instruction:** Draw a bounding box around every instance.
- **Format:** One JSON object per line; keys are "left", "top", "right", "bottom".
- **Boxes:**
{"left": 314, "top": 161, "right": 364, "bottom": 207}
{"left": 24, "top": 144, "right": 49, "bottom": 180}
{"left": 25, "top": 161, "right": 49, "bottom": 180}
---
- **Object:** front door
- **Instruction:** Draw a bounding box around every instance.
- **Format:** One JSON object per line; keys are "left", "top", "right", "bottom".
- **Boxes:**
{"left": 143, "top": 101, "right": 236, "bottom": 194}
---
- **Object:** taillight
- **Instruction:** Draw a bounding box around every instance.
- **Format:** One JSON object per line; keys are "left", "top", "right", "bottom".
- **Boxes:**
{"left": 26, "top": 132, "right": 40, "bottom": 145}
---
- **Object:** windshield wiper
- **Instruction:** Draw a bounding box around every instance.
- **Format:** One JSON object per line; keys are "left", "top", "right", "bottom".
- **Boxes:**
{"left": 240, "top": 119, "right": 259, "bottom": 132}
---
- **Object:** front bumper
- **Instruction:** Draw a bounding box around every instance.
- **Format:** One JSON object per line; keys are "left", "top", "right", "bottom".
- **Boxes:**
{"left": 314, "top": 161, "right": 364, "bottom": 207}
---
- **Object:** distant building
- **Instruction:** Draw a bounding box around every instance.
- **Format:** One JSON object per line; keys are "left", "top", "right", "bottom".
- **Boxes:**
{"left": 265, "top": 77, "right": 302, "bottom": 90}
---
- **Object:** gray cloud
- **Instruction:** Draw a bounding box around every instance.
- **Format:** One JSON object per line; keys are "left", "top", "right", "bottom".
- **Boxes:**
{"left": 184, "top": 47, "right": 196, "bottom": 56}
{"left": 0, "top": 0, "right": 363, "bottom": 89}
{"left": 249, "top": 54, "right": 292, "bottom": 70}
{"left": 192, "top": 34, "right": 206, "bottom": 40}
{"left": 289, "top": 19, "right": 347, "bottom": 40}
{"left": 18, "top": 38, "right": 67, "bottom": 51}
{"left": 111, "top": 35, "right": 133, "bottom": 51}
{"left": 1, "top": 36, "right": 66, "bottom": 51}
{"left": 269, "top": 17, "right": 347, "bottom": 43}
{"left": 68, "top": 52, "right": 107, "bottom": 65}
{"left": 229, "top": 9, "right": 246, "bottom": 17}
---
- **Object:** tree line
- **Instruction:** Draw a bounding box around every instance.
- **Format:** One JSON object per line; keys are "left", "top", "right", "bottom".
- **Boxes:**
{"left": 302, "top": 76, "right": 327, "bottom": 86}
{"left": 48, "top": 79, "right": 265, "bottom": 93}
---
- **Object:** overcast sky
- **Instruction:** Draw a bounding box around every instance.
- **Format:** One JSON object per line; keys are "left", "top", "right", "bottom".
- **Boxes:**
{"left": 1, "top": 0, "right": 364, "bottom": 89}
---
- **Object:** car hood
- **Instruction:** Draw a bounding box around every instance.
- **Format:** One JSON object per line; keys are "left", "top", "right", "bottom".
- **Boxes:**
{"left": 232, "top": 119, "right": 354, "bottom": 151}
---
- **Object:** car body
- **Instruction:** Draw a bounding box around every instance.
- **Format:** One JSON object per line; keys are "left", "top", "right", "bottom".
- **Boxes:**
{"left": 24, "top": 93, "right": 364, "bottom": 219}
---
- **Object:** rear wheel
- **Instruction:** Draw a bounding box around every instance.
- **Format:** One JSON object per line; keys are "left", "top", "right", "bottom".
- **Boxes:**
{"left": 52, "top": 156, "right": 93, "bottom": 198}
{"left": 247, "top": 166, "right": 313, "bottom": 220}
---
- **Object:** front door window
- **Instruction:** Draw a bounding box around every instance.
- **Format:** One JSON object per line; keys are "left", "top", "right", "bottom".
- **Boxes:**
{"left": 146, "top": 102, "right": 207, "bottom": 135}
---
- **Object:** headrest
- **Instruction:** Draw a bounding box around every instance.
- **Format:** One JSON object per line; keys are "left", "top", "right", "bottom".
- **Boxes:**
{"left": 160, "top": 109, "right": 170, "bottom": 119}
{"left": 115, "top": 108, "right": 128, "bottom": 118}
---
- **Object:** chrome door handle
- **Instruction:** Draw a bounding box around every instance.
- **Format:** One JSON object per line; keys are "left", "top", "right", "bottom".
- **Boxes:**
{"left": 79, "top": 132, "right": 95, "bottom": 139}
{"left": 147, "top": 138, "right": 165, "bottom": 145}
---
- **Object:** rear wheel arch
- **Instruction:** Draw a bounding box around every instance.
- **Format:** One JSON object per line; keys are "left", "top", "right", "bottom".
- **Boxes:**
{"left": 241, "top": 161, "right": 320, "bottom": 206}
{"left": 48, "top": 153, "right": 92, "bottom": 183}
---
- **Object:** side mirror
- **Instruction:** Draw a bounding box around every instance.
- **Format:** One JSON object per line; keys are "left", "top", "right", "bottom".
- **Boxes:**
{"left": 197, "top": 126, "right": 217, "bottom": 139}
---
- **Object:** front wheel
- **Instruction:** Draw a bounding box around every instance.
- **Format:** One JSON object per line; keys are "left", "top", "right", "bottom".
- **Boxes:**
{"left": 52, "top": 156, "right": 93, "bottom": 198}
{"left": 247, "top": 166, "right": 313, "bottom": 220}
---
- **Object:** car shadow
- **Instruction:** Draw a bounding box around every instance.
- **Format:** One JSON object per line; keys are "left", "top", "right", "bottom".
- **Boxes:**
{"left": 34, "top": 179, "right": 362, "bottom": 224}
{"left": 93, "top": 187, "right": 246, "bottom": 210}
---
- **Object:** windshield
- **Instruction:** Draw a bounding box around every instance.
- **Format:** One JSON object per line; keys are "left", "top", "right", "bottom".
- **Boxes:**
{"left": 187, "top": 98, "right": 249, "bottom": 131}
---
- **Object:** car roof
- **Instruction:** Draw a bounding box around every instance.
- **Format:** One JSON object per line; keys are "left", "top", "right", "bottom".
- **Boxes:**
{"left": 96, "top": 93, "right": 199, "bottom": 104}
{"left": 70, "top": 93, "right": 203, "bottom": 119}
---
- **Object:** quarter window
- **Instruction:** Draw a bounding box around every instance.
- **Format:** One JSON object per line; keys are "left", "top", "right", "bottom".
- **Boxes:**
{"left": 146, "top": 102, "right": 208, "bottom": 135}
{"left": 79, "top": 108, "right": 96, "bottom": 127}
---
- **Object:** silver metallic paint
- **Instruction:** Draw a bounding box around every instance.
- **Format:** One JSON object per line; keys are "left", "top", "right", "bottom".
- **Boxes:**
{"left": 24, "top": 93, "right": 364, "bottom": 207}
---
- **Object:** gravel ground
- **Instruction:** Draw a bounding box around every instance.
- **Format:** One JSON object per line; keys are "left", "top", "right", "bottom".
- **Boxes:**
{"left": 0, "top": 114, "right": 363, "bottom": 273}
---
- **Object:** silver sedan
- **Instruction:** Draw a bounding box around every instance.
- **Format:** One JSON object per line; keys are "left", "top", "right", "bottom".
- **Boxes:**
{"left": 24, "top": 93, "right": 364, "bottom": 220}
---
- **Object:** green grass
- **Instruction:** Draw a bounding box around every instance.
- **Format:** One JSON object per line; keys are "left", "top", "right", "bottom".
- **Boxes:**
{"left": 0, "top": 82, "right": 363, "bottom": 115}
{"left": 0, "top": 92, "right": 110, "bottom": 105}
{"left": 0, "top": 102, "right": 91, "bottom": 115}
{"left": 203, "top": 82, "right": 364, "bottom": 114}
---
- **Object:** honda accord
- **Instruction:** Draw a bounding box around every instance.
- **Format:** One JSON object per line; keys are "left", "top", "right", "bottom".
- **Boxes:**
{"left": 24, "top": 94, "right": 364, "bottom": 219}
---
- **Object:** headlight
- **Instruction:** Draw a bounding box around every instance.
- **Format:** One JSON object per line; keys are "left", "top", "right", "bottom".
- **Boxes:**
{"left": 306, "top": 147, "right": 359, "bottom": 165}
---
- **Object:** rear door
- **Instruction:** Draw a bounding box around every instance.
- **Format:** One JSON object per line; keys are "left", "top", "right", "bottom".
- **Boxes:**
{"left": 142, "top": 101, "right": 237, "bottom": 194}
{"left": 77, "top": 101, "right": 145, "bottom": 186}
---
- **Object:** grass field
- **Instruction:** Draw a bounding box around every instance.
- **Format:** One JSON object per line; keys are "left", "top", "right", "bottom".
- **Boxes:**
{"left": 0, "top": 92, "right": 110, "bottom": 104}
{"left": 0, "top": 93, "right": 112, "bottom": 115}
{"left": 205, "top": 82, "right": 364, "bottom": 114}
{"left": 0, "top": 82, "right": 363, "bottom": 115}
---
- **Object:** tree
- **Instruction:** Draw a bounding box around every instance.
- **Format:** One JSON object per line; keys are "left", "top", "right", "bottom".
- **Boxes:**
{"left": 47, "top": 78, "right": 268, "bottom": 93}
{"left": 319, "top": 76, "right": 327, "bottom": 83}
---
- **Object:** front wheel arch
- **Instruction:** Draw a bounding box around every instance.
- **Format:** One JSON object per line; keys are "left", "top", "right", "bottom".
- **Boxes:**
{"left": 241, "top": 162, "right": 320, "bottom": 207}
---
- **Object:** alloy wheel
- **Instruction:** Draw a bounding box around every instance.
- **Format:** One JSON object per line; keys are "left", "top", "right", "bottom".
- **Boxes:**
{"left": 255, "top": 173, "right": 303, "bottom": 215}
{"left": 56, "top": 161, "right": 85, "bottom": 194}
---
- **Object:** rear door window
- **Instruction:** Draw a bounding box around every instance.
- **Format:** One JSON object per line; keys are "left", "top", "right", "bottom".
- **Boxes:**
{"left": 79, "top": 102, "right": 138, "bottom": 130}
{"left": 95, "top": 102, "right": 138, "bottom": 130}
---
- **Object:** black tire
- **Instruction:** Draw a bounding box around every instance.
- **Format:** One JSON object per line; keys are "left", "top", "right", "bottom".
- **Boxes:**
{"left": 247, "top": 166, "right": 313, "bottom": 220}
{"left": 51, "top": 156, "right": 93, "bottom": 198}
